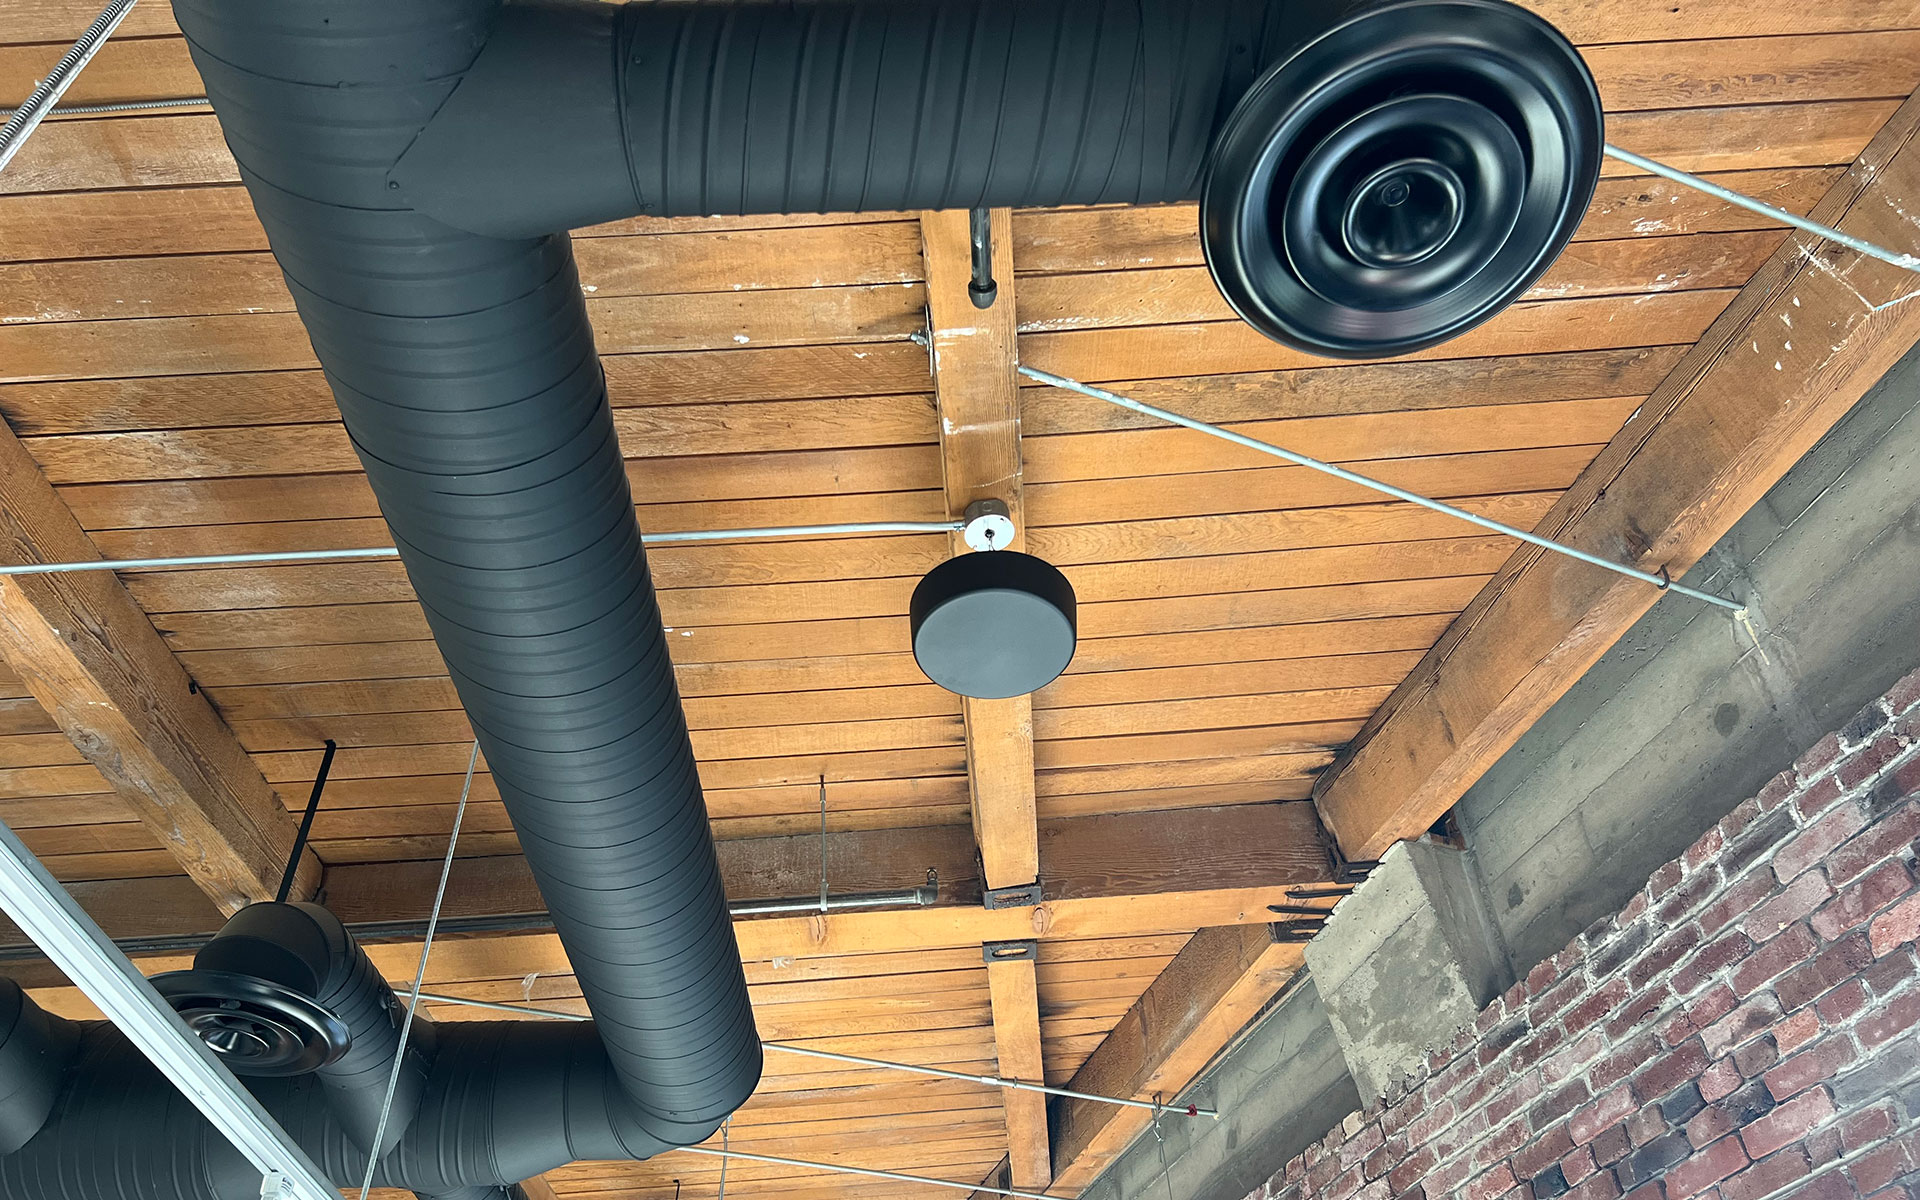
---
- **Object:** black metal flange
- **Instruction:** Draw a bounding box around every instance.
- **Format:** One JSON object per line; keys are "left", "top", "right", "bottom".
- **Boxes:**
{"left": 151, "top": 969, "right": 351, "bottom": 1077}
{"left": 1201, "top": 0, "right": 1602, "bottom": 359}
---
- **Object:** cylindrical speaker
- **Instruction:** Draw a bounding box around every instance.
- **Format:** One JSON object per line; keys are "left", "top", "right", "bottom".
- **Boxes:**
{"left": 1202, "top": 0, "right": 1603, "bottom": 359}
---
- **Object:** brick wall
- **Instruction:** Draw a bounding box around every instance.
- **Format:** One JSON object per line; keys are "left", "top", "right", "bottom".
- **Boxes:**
{"left": 1251, "top": 669, "right": 1920, "bottom": 1200}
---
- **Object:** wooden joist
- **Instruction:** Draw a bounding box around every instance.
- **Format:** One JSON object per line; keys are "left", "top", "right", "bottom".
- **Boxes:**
{"left": 0, "top": 418, "right": 320, "bottom": 913}
{"left": 921, "top": 207, "right": 1040, "bottom": 894}
{"left": 1316, "top": 87, "right": 1920, "bottom": 860}
{"left": 984, "top": 943, "right": 1052, "bottom": 1190}
{"left": 0, "top": 802, "right": 1332, "bottom": 962}
{"left": 1047, "top": 923, "right": 1304, "bottom": 1195}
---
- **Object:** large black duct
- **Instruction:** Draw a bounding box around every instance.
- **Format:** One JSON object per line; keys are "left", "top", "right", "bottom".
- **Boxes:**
{"left": 0, "top": 0, "right": 1599, "bottom": 1194}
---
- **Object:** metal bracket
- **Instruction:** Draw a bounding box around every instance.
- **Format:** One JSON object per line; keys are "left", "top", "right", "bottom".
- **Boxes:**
{"left": 981, "top": 881, "right": 1043, "bottom": 910}
{"left": 1266, "top": 903, "right": 1336, "bottom": 917}
{"left": 967, "top": 208, "right": 998, "bottom": 309}
{"left": 961, "top": 499, "right": 1016, "bottom": 552}
{"left": 1333, "top": 858, "right": 1380, "bottom": 885}
{"left": 983, "top": 939, "right": 1039, "bottom": 964}
{"left": 1286, "top": 884, "right": 1354, "bottom": 900}
{"left": 1271, "top": 921, "right": 1325, "bottom": 944}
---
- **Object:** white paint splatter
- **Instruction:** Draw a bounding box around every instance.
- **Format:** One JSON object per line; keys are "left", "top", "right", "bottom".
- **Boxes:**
{"left": 733, "top": 333, "right": 750, "bottom": 343}
{"left": 1774, "top": 361, "right": 1783, "bottom": 371}
{"left": 581, "top": 284, "right": 598, "bottom": 293}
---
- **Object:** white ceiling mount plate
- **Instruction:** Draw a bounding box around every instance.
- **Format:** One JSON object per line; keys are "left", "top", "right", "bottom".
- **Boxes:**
{"left": 962, "top": 499, "right": 1017, "bottom": 552}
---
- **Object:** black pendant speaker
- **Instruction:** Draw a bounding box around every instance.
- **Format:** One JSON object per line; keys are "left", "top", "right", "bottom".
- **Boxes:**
{"left": 910, "top": 552, "right": 1077, "bottom": 699}
{"left": 1202, "top": 0, "right": 1603, "bottom": 359}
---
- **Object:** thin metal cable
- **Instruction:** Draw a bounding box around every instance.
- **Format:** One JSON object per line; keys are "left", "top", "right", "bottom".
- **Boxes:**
{"left": 393, "top": 991, "right": 1215, "bottom": 1115}
{"left": 2, "top": 96, "right": 209, "bottom": 116}
{"left": 716, "top": 1117, "right": 731, "bottom": 1200}
{"left": 676, "top": 1144, "right": 1060, "bottom": 1200}
{"left": 0, "top": 522, "right": 964, "bottom": 578}
{"left": 1014, "top": 362, "right": 1748, "bottom": 615}
{"left": 1604, "top": 143, "right": 1920, "bottom": 273}
{"left": 817, "top": 776, "right": 828, "bottom": 914}
{"left": 1149, "top": 1094, "right": 1176, "bottom": 1200}
{"left": 356, "top": 738, "right": 481, "bottom": 1200}
{"left": 0, "top": 0, "right": 141, "bottom": 173}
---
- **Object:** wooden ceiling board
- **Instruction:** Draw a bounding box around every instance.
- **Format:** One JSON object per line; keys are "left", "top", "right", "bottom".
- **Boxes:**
{"left": 5, "top": 4, "right": 1919, "bottom": 1197}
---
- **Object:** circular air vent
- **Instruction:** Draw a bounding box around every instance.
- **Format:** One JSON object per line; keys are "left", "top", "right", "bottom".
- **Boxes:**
{"left": 910, "top": 551, "right": 1077, "bottom": 699}
{"left": 1201, "top": 0, "right": 1603, "bottom": 359}
{"left": 151, "top": 969, "right": 351, "bottom": 1076}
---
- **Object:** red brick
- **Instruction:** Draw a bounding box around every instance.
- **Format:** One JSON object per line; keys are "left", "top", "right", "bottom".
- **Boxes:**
{"left": 1688, "top": 825, "right": 1727, "bottom": 872}
{"left": 1794, "top": 735, "right": 1844, "bottom": 784}
{"left": 1632, "top": 1039, "right": 1711, "bottom": 1103}
{"left": 1527, "top": 956, "right": 1562, "bottom": 997}
{"left": 1837, "top": 1101, "right": 1898, "bottom": 1152}
{"left": 1536, "top": 1080, "right": 1591, "bottom": 1128}
{"left": 1839, "top": 736, "right": 1904, "bottom": 793}
{"left": 1702, "top": 875, "right": 1778, "bottom": 938}
{"left": 1543, "top": 1030, "right": 1607, "bottom": 1086}
{"left": 1777, "top": 933, "right": 1874, "bottom": 1010}
{"left": 1741, "top": 1087, "right": 1835, "bottom": 1159}
{"left": 1569, "top": 1175, "right": 1622, "bottom": 1200}
{"left": 1813, "top": 978, "right": 1869, "bottom": 1025}
{"left": 1732, "top": 923, "right": 1820, "bottom": 995}
{"left": 1773, "top": 1008, "right": 1820, "bottom": 1053}
{"left": 1465, "top": 1164, "right": 1516, "bottom": 1200}
{"left": 1732, "top": 1035, "right": 1779, "bottom": 1080}
{"left": 1562, "top": 1145, "right": 1598, "bottom": 1185}
{"left": 1813, "top": 859, "right": 1917, "bottom": 941}
{"left": 1887, "top": 668, "right": 1920, "bottom": 716}
{"left": 1700, "top": 1058, "right": 1741, "bottom": 1103}
{"left": 1566, "top": 978, "right": 1632, "bottom": 1039}
{"left": 1701, "top": 993, "right": 1783, "bottom": 1057}
{"left": 1665, "top": 1137, "right": 1750, "bottom": 1199}
{"left": 1649, "top": 860, "right": 1686, "bottom": 898}
{"left": 1666, "top": 985, "right": 1738, "bottom": 1047}
{"left": 1593, "top": 1122, "right": 1631, "bottom": 1166}
{"left": 1857, "top": 984, "right": 1920, "bottom": 1047}
{"left": 1570, "top": 1085, "right": 1639, "bottom": 1146}
{"left": 1869, "top": 894, "right": 1920, "bottom": 957}
{"left": 1745, "top": 876, "right": 1834, "bottom": 945}
{"left": 1828, "top": 807, "right": 1920, "bottom": 886}
{"left": 1659, "top": 870, "right": 1725, "bottom": 927}
{"left": 1515, "top": 1127, "right": 1576, "bottom": 1180}
{"left": 1673, "top": 931, "right": 1756, "bottom": 997}
{"left": 1764, "top": 1037, "right": 1856, "bottom": 1100}
{"left": 1774, "top": 802, "right": 1870, "bottom": 883}
{"left": 1592, "top": 1034, "right": 1662, "bottom": 1092}
{"left": 1632, "top": 926, "right": 1704, "bottom": 991}
{"left": 1847, "top": 1139, "right": 1917, "bottom": 1194}
{"left": 1719, "top": 1147, "right": 1811, "bottom": 1200}
{"left": 1789, "top": 775, "right": 1843, "bottom": 826}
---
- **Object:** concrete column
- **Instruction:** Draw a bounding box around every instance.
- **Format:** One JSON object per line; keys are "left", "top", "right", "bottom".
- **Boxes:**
{"left": 1303, "top": 839, "right": 1504, "bottom": 1101}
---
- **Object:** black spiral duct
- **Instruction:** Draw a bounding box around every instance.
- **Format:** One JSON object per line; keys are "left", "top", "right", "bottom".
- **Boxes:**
{"left": 0, "top": 0, "right": 1599, "bottom": 1195}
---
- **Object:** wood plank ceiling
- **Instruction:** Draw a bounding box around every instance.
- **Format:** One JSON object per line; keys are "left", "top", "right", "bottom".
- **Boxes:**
{"left": 2, "top": 1, "right": 1919, "bottom": 1198}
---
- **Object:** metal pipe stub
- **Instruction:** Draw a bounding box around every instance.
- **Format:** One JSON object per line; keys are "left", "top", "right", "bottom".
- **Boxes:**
{"left": 1200, "top": 0, "right": 1602, "bottom": 358}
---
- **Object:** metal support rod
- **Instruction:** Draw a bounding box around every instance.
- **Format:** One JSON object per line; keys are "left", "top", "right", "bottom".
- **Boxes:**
{"left": 275, "top": 739, "right": 337, "bottom": 905}
{"left": 400, "top": 988, "right": 1210, "bottom": 1117}
{"left": 1604, "top": 143, "right": 1920, "bottom": 273}
{"left": 2, "top": 96, "right": 210, "bottom": 117}
{"left": 760, "top": 1041, "right": 1216, "bottom": 1117}
{"left": 968, "top": 207, "right": 999, "bottom": 309}
{"left": 0, "top": 0, "right": 142, "bottom": 174}
{"left": 817, "top": 777, "right": 829, "bottom": 915}
{"left": 675, "top": 1143, "right": 1059, "bottom": 1200}
{"left": 0, "top": 521, "right": 965, "bottom": 578}
{"left": 0, "top": 816, "right": 338, "bottom": 1200}
{"left": 1017, "top": 365, "right": 1748, "bottom": 614}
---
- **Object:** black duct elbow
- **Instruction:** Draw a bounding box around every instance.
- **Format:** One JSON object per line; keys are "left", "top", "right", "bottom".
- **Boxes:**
{"left": 157, "top": 903, "right": 433, "bottom": 1156}
{"left": 0, "top": 978, "right": 75, "bottom": 1156}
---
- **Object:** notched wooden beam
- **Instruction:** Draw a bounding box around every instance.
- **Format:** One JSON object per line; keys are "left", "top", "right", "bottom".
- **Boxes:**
{"left": 0, "top": 420, "right": 319, "bottom": 912}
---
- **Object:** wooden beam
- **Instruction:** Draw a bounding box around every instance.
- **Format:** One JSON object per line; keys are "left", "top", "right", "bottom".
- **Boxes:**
{"left": 984, "top": 943, "right": 1051, "bottom": 1190}
{"left": 1047, "top": 924, "right": 1303, "bottom": 1195}
{"left": 5, "top": 804, "right": 1334, "bottom": 990}
{"left": 920, "top": 207, "right": 1039, "bottom": 893}
{"left": 512, "top": 1176, "right": 561, "bottom": 1200}
{"left": 1316, "top": 88, "right": 1920, "bottom": 861}
{"left": 0, "top": 419, "right": 320, "bottom": 913}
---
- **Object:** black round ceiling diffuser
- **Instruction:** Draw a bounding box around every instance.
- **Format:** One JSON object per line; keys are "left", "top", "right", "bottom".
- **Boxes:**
{"left": 151, "top": 969, "right": 351, "bottom": 1076}
{"left": 1201, "top": 0, "right": 1603, "bottom": 359}
{"left": 910, "top": 551, "right": 1077, "bottom": 699}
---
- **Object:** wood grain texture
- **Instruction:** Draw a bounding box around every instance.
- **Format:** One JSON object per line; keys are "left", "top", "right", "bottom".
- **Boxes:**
{"left": 985, "top": 951, "right": 1052, "bottom": 1189}
{"left": 0, "top": 420, "right": 318, "bottom": 912}
{"left": 1317, "top": 88, "right": 1920, "bottom": 860}
{"left": 923, "top": 208, "right": 1041, "bottom": 893}
{"left": 1047, "top": 924, "right": 1303, "bottom": 1194}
